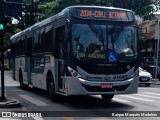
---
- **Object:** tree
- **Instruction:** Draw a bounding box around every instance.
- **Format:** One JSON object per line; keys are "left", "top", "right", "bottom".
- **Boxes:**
{"left": 3, "top": 0, "right": 159, "bottom": 49}
{"left": 21, "top": 0, "right": 57, "bottom": 27}
{"left": 38, "top": 0, "right": 58, "bottom": 20}
{"left": 58, "top": 0, "right": 160, "bottom": 20}
{"left": 39, "top": 0, "right": 160, "bottom": 20}
{"left": 106, "top": 0, "right": 160, "bottom": 20}
{"left": 21, "top": 0, "right": 41, "bottom": 28}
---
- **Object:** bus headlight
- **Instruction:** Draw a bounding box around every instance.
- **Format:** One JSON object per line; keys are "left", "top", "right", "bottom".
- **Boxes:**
{"left": 68, "top": 66, "right": 82, "bottom": 78}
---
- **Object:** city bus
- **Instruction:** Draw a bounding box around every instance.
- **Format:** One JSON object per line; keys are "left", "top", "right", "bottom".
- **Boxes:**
{"left": 10, "top": 5, "right": 139, "bottom": 102}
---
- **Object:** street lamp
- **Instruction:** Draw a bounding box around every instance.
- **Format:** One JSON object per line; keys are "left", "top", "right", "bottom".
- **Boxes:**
{"left": 155, "top": 20, "right": 160, "bottom": 80}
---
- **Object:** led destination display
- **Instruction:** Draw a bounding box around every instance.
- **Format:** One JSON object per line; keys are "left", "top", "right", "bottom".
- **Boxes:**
{"left": 75, "top": 8, "right": 133, "bottom": 21}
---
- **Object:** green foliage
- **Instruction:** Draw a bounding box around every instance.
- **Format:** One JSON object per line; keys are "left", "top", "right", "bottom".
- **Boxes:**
{"left": 4, "top": 0, "right": 159, "bottom": 49}
{"left": 39, "top": 0, "right": 112, "bottom": 19}
{"left": 20, "top": 0, "right": 160, "bottom": 25}
{"left": 39, "top": 0, "right": 160, "bottom": 20}
{"left": 38, "top": 1, "right": 58, "bottom": 19}
{"left": 105, "top": 0, "right": 160, "bottom": 20}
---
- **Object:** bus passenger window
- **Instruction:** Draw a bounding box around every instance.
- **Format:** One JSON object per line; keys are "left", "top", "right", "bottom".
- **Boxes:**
{"left": 34, "top": 30, "right": 39, "bottom": 54}
{"left": 45, "top": 25, "right": 53, "bottom": 52}
{"left": 26, "top": 37, "right": 32, "bottom": 56}
{"left": 40, "top": 28, "right": 45, "bottom": 53}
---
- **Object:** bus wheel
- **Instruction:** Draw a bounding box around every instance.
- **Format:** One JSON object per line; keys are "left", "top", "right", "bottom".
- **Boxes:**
{"left": 48, "top": 75, "right": 60, "bottom": 102}
{"left": 19, "top": 71, "right": 26, "bottom": 90}
{"left": 101, "top": 94, "right": 114, "bottom": 101}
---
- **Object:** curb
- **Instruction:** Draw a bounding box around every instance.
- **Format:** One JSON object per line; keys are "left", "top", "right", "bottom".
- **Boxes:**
{"left": 0, "top": 98, "right": 21, "bottom": 108}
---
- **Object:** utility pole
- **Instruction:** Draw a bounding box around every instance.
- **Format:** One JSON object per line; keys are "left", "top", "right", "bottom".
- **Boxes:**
{"left": 0, "top": 0, "right": 22, "bottom": 103}
{"left": 155, "top": 20, "right": 160, "bottom": 80}
{"left": 0, "top": 0, "right": 7, "bottom": 101}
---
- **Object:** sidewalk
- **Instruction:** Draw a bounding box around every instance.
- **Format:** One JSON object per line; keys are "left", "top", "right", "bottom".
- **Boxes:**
{"left": 0, "top": 71, "right": 21, "bottom": 108}
{"left": 0, "top": 98, "right": 21, "bottom": 108}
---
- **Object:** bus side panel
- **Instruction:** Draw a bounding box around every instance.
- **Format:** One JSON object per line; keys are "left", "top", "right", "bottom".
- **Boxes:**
{"left": 23, "top": 57, "right": 31, "bottom": 85}
{"left": 15, "top": 57, "right": 20, "bottom": 82}
{"left": 31, "top": 55, "right": 55, "bottom": 90}
{"left": 32, "top": 73, "right": 46, "bottom": 90}
{"left": 26, "top": 57, "right": 31, "bottom": 84}
{"left": 15, "top": 57, "right": 27, "bottom": 84}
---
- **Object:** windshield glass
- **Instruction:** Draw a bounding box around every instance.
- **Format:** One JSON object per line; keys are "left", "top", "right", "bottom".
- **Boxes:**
{"left": 72, "top": 24, "right": 137, "bottom": 62}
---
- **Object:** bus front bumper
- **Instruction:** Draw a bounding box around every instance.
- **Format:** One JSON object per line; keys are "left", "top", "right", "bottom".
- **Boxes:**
{"left": 66, "top": 76, "right": 139, "bottom": 95}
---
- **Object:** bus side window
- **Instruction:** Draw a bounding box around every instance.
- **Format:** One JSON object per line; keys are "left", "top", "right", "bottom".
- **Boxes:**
{"left": 26, "top": 36, "right": 32, "bottom": 56}
{"left": 40, "top": 28, "right": 45, "bottom": 53}
{"left": 33, "top": 30, "right": 40, "bottom": 54}
{"left": 45, "top": 25, "right": 53, "bottom": 52}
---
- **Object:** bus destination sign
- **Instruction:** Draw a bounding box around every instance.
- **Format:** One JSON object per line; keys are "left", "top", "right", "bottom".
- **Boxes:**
{"left": 75, "top": 8, "right": 133, "bottom": 21}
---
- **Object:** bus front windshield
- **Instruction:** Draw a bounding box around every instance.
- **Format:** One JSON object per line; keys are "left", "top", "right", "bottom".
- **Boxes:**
{"left": 72, "top": 24, "right": 137, "bottom": 63}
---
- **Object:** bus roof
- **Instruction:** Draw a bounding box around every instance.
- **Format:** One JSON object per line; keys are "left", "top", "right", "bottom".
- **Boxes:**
{"left": 10, "top": 5, "right": 133, "bottom": 43}
{"left": 66, "top": 5, "right": 133, "bottom": 12}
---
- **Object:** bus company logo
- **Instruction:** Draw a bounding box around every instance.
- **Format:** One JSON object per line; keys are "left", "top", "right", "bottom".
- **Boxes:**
{"left": 86, "top": 75, "right": 111, "bottom": 80}
{"left": 104, "top": 75, "right": 111, "bottom": 80}
{"left": 86, "top": 76, "right": 103, "bottom": 80}
{"left": 98, "top": 64, "right": 117, "bottom": 67}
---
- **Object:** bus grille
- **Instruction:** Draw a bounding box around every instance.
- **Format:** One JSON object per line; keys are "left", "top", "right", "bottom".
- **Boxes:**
{"left": 82, "top": 67, "right": 127, "bottom": 74}
{"left": 81, "top": 84, "right": 130, "bottom": 92}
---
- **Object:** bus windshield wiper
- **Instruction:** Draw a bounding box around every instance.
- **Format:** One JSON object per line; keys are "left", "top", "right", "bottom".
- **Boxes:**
{"left": 87, "top": 23, "right": 104, "bottom": 45}
{"left": 108, "top": 26, "right": 124, "bottom": 51}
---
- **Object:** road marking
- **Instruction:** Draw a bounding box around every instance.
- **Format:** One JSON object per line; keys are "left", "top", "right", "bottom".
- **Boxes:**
{"left": 118, "top": 95, "right": 154, "bottom": 102}
{"left": 6, "top": 90, "right": 23, "bottom": 92}
{"left": 19, "top": 95, "right": 49, "bottom": 106}
{"left": 113, "top": 98, "right": 131, "bottom": 103}
{"left": 135, "top": 93, "right": 160, "bottom": 100}
{"left": 138, "top": 88, "right": 159, "bottom": 89}
{"left": 93, "top": 95, "right": 131, "bottom": 103}
{"left": 142, "top": 92, "right": 160, "bottom": 96}
{"left": 5, "top": 84, "right": 19, "bottom": 86}
{"left": 32, "top": 116, "right": 44, "bottom": 120}
{"left": 63, "top": 117, "right": 113, "bottom": 120}
{"left": 63, "top": 117, "right": 75, "bottom": 120}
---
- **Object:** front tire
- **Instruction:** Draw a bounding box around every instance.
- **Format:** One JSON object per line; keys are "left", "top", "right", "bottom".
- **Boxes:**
{"left": 101, "top": 94, "right": 114, "bottom": 101}
{"left": 48, "top": 74, "right": 60, "bottom": 102}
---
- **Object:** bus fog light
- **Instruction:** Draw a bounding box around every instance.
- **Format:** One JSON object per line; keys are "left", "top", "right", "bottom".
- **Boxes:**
{"left": 73, "top": 72, "right": 78, "bottom": 77}
{"left": 68, "top": 66, "right": 82, "bottom": 78}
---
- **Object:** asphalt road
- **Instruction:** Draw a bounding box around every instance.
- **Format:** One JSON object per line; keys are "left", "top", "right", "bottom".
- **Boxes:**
{"left": 0, "top": 70, "right": 160, "bottom": 120}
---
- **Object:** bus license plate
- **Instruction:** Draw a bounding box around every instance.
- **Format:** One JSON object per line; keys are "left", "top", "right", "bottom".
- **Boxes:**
{"left": 101, "top": 83, "right": 113, "bottom": 89}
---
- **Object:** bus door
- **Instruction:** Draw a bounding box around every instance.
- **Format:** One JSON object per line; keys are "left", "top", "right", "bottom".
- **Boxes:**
{"left": 55, "top": 25, "right": 66, "bottom": 91}
{"left": 26, "top": 36, "right": 32, "bottom": 85}
{"left": 31, "top": 29, "right": 45, "bottom": 88}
